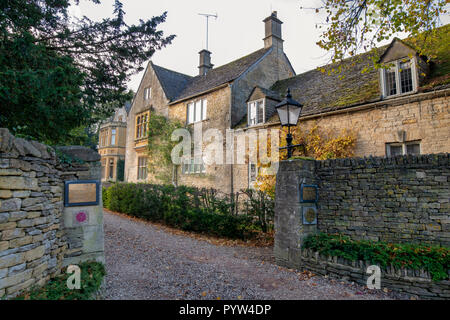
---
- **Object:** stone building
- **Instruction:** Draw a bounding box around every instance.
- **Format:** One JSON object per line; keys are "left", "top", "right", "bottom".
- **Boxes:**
{"left": 98, "top": 102, "right": 130, "bottom": 182}
{"left": 233, "top": 25, "right": 450, "bottom": 193}
{"left": 125, "top": 12, "right": 450, "bottom": 193}
{"left": 125, "top": 11, "right": 295, "bottom": 188}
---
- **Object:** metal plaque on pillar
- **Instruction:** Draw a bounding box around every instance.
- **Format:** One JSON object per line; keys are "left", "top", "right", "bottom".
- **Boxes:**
{"left": 299, "top": 184, "right": 318, "bottom": 203}
{"left": 302, "top": 206, "right": 317, "bottom": 225}
{"left": 64, "top": 180, "right": 100, "bottom": 207}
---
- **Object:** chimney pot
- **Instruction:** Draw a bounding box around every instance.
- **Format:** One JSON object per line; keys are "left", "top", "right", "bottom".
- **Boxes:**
{"left": 263, "top": 11, "right": 283, "bottom": 50}
{"left": 198, "top": 49, "right": 213, "bottom": 76}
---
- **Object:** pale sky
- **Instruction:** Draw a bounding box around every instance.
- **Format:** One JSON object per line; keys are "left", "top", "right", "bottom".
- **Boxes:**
{"left": 70, "top": 0, "right": 450, "bottom": 92}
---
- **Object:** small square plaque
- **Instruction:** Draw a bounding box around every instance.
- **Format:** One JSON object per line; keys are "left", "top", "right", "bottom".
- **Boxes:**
{"left": 64, "top": 180, "right": 100, "bottom": 207}
{"left": 302, "top": 206, "right": 317, "bottom": 225}
{"left": 300, "top": 184, "right": 318, "bottom": 203}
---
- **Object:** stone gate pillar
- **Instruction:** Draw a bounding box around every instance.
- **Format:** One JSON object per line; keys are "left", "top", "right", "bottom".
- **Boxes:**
{"left": 57, "top": 146, "right": 105, "bottom": 266}
{"left": 274, "top": 158, "right": 318, "bottom": 268}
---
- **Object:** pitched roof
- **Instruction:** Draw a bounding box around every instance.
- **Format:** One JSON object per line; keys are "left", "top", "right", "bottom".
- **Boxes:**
{"left": 257, "top": 86, "right": 282, "bottom": 102}
{"left": 170, "top": 48, "right": 272, "bottom": 103}
{"left": 151, "top": 62, "right": 192, "bottom": 102}
{"left": 270, "top": 24, "right": 450, "bottom": 117}
{"left": 247, "top": 85, "right": 283, "bottom": 103}
{"left": 270, "top": 49, "right": 384, "bottom": 117}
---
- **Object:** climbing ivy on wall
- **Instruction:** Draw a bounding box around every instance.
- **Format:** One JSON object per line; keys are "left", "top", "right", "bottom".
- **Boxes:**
{"left": 146, "top": 114, "right": 184, "bottom": 184}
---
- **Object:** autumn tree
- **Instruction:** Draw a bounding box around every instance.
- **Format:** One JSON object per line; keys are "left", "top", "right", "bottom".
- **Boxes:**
{"left": 0, "top": 0, "right": 174, "bottom": 144}
{"left": 255, "top": 125, "right": 357, "bottom": 198}
{"left": 304, "top": 0, "right": 448, "bottom": 63}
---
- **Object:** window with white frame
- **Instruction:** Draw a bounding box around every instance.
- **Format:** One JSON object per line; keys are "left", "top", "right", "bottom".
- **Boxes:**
{"left": 144, "top": 87, "right": 151, "bottom": 101}
{"left": 399, "top": 61, "right": 414, "bottom": 93}
{"left": 248, "top": 99, "right": 264, "bottom": 126}
{"left": 181, "top": 156, "right": 205, "bottom": 174}
{"left": 187, "top": 99, "right": 207, "bottom": 124}
{"left": 381, "top": 59, "right": 416, "bottom": 98}
{"left": 386, "top": 141, "right": 420, "bottom": 157}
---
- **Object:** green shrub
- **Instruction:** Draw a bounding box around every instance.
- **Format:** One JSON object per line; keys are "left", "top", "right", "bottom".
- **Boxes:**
{"left": 241, "top": 189, "right": 274, "bottom": 233}
{"left": 13, "top": 261, "right": 105, "bottom": 300}
{"left": 303, "top": 233, "right": 450, "bottom": 281}
{"left": 102, "top": 186, "right": 108, "bottom": 207}
{"left": 103, "top": 183, "right": 266, "bottom": 240}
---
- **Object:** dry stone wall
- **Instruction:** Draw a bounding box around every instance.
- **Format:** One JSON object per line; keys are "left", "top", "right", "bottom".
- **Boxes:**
{"left": 274, "top": 155, "right": 450, "bottom": 299}
{"left": 293, "top": 248, "right": 450, "bottom": 299}
{"left": 0, "top": 129, "right": 104, "bottom": 298}
{"left": 316, "top": 154, "right": 450, "bottom": 246}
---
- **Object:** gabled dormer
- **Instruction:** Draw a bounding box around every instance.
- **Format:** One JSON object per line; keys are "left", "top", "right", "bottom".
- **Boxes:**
{"left": 378, "top": 38, "right": 429, "bottom": 99}
{"left": 245, "top": 86, "right": 281, "bottom": 127}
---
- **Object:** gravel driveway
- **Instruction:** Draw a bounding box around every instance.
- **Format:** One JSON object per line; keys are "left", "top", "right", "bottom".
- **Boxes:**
{"left": 103, "top": 210, "right": 408, "bottom": 300}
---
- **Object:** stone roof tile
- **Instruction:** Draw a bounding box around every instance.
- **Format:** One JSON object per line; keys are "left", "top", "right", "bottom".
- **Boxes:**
{"left": 151, "top": 62, "right": 192, "bottom": 102}
{"left": 270, "top": 25, "right": 450, "bottom": 117}
{"left": 171, "top": 48, "right": 271, "bottom": 103}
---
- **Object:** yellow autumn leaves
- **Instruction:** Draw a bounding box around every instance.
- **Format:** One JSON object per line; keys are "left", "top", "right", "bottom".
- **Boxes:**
{"left": 255, "top": 124, "right": 357, "bottom": 198}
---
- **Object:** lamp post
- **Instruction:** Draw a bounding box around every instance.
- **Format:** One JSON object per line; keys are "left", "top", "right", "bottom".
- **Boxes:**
{"left": 275, "top": 88, "right": 303, "bottom": 158}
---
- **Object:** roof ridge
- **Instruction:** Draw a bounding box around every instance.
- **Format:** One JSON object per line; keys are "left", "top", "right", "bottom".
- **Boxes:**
{"left": 170, "top": 47, "right": 272, "bottom": 103}
{"left": 204, "top": 47, "right": 269, "bottom": 76}
{"left": 272, "top": 48, "right": 389, "bottom": 89}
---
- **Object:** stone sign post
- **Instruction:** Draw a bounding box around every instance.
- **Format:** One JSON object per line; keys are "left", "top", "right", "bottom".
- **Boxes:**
{"left": 0, "top": 129, "right": 105, "bottom": 297}
{"left": 58, "top": 146, "right": 105, "bottom": 266}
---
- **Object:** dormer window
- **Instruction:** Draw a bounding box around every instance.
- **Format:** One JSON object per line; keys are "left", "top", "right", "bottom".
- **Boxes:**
{"left": 248, "top": 99, "right": 265, "bottom": 126}
{"left": 381, "top": 58, "right": 417, "bottom": 98}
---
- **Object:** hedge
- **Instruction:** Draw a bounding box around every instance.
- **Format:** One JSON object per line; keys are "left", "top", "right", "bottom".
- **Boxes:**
{"left": 103, "top": 183, "right": 266, "bottom": 240}
{"left": 303, "top": 233, "right": 450, "bottom": 281}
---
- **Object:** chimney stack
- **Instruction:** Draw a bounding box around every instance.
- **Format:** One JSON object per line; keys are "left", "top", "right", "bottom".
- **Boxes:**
{"left": 198, "top": 49, "right": 213, "bottom": 76}
{"left": 263, "top": 11, "right": 283, "bottom": 51}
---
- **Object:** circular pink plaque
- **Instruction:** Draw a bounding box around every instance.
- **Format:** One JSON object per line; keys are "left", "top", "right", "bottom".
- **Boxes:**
{"left": 76, "top": 211, "right": 87, "bottom": 222}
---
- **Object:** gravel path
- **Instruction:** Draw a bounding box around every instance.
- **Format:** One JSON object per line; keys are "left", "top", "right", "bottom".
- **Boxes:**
{"left": 103, "top": 210, "right": 409, "bottom": 300}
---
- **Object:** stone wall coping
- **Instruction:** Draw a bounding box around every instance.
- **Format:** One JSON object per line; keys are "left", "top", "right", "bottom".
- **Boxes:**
{"left": 279, "top": 153, "right": 450, "bottom": 169}
{"left": 56, "top": 146, "right": 101, "bottom": 162}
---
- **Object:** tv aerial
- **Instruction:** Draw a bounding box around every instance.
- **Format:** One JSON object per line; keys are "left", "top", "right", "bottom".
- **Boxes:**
{"left": 198, "top": 12, "right": 218, "bottom": 51}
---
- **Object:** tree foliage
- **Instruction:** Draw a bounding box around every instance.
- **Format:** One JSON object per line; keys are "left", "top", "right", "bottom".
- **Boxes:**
{"left": 0, "top": 0, "right": 174, "bottom": 144}
{"left": 304, "top": 0, "right": 448, "bottom": 63}
{"left": 255, "top": 125, "right": 356, "bottom": 198}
